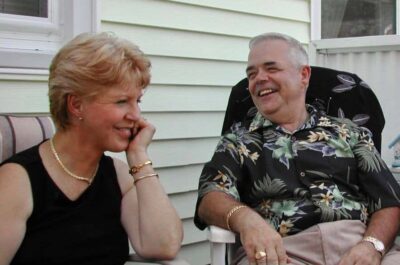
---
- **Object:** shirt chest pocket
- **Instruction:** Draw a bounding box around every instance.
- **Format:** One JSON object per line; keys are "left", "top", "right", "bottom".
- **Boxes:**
{"left": 304, "top": 155, "right": 358, "bottom": 184}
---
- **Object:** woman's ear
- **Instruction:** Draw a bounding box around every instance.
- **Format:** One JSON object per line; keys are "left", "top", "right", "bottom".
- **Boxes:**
{"left": 67, "top": 94, "right": 84, "bottom": 120}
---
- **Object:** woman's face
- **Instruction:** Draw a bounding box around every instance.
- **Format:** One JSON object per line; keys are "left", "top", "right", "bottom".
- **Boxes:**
{"left": 80, "top": 84, "right": 143, "bottom": 152}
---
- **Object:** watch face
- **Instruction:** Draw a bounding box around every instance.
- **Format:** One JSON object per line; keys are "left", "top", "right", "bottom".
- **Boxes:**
{"left": 375, "top": 240, "right": 384, "bottom": 252}
{"left": 363, "top": 236, "right": 385, "bottom": 253}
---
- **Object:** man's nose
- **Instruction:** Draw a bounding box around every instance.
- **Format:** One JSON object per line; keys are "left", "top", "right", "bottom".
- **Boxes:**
{"left": 255, "top": 68, "right": 269, "bottom": 82}
{"left": 250, "top": 69, "right": 269, "bottom": 90}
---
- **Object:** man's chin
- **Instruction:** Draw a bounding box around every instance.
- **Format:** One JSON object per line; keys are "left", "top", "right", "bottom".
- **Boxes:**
{"left": 259, "top": 107, "right": 279, "bottom": 119}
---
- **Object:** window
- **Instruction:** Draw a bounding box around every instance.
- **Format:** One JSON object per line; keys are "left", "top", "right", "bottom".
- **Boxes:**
{"left": 321, "top": 0, "right": 396, "bottom": 39}
{"left": 310, "top": 0, "right": 400, "bottom": 61}
{"left": 0, "top": 0, "right": 48, "bottom": 17}
{"left": 0, "top": 0, "right": 99, "bottom": 73}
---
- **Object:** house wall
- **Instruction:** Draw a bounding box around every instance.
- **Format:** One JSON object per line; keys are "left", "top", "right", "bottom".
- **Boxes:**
{"left": 101, "top": 0, "right": 311, "bottom": 264}
{"left": 0, "top": 0, "right": 311, "bottom": 264}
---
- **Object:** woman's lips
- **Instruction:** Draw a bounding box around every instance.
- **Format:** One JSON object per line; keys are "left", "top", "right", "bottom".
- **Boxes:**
{"left": 115, "top": 127, "right": 132, "bottom": 138}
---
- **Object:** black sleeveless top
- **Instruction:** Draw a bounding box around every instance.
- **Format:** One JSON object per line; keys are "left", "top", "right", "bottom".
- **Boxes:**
{"left": 4, "top": 144, "right": 129, "bottom": 265}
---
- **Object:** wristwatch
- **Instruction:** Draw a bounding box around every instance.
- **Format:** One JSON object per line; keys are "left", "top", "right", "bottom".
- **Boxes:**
{"left": 362, "top": 236, "right": 385, "bottom": 256}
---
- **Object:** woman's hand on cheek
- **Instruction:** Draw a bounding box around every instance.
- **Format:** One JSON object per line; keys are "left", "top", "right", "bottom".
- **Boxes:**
{"left": 126, "top": 117, "right": 155, "bottom": 155}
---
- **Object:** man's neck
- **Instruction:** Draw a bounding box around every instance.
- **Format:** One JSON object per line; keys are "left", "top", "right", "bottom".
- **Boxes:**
{"left": 271, "top": 107, "right": 309, "bottom": 133}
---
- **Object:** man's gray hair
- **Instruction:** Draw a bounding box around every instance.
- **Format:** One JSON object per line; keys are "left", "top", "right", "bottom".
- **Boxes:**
{"left": 249, "top": 32, "right": 309, "bottom": 68}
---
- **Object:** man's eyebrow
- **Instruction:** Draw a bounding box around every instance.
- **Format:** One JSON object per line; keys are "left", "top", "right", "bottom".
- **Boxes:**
{"left": 246, "top": 61, "right": 277, "bottom": 74}
{"left": 245, "top": 65, "right": 254, "bottom": 74}
{"left": 263, "top": 61, "right": 277, "bottom": 67}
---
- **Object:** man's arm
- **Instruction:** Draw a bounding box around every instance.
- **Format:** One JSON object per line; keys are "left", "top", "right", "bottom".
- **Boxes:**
{"left": 198, "top": 191, "right": 240, "bottom": 229}
{"left": 338, "top": 207, "right": 400, "bottom": 265}
{"left": 364, "top": 207, "right": 400, "bottom": 249}
{"left": 338, "top": 124, "right": 400, "bottom": 264}
{"left": 198, "top": 191, "right": 289, "bottom": 265}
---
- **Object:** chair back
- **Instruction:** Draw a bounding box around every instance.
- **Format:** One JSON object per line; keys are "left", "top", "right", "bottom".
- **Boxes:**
{"left": 0, "top": 115, "right": 55, "bottom": 163}
{"left": 221, "top": 66, "right": 385, "bottom": 152}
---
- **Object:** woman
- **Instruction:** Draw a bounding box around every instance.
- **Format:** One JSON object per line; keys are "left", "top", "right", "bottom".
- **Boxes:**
{"left": 0, "top": 32, "right": 183, "bottom": 265}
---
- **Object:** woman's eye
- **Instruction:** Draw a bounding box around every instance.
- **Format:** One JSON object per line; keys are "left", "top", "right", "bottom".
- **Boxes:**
{"left": 116, "top": 99, "right": 127, "bottom": 104}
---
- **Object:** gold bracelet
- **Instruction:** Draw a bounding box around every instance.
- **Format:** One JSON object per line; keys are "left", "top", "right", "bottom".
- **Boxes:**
{"left": 129, "top": 160, "right": 152, "bottom": 175}
{"left": 134, "top": 173, "right": 159, "bottom": 184}
{"left": 226, "top": 205, "right": 247, "bottom": 231}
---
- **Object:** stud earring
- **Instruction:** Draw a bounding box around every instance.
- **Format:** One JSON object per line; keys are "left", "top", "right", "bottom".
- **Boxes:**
{"left": 78, "top": 117, "right": 83, "bottom": 121}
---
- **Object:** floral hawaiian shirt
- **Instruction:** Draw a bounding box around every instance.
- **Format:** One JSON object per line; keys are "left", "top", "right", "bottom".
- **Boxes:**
{"left": 194, "top": 105, "right": 400, "bottom": 236}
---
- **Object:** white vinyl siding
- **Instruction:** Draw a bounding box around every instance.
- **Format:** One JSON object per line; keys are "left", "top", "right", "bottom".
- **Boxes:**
{"left": 0, "top": 0, "right": 311, "bottom": 264}
{"left": 101, "top": 0, "right": 311, "bottom": 264}
{"left": 0, "top": 73, "right": 48, "bottom": 113}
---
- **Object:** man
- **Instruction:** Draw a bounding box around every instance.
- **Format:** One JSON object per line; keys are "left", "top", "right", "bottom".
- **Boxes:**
{"left": 194, "top": 32, "right": 400, "bottom": 265}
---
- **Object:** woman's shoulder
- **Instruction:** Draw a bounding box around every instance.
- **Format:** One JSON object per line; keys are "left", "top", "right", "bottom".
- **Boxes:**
{"left": 1, "top": 143, "right": 41, "bottom": 167}
{"left": 109, "top": 157, "right": 134, "bottom": 196}
{"left": 101, "top": 154, "right": 129, "bottom": 174}
{"left": 0, "top": 159, "right": 34, "bottom": 220}
{"left": 110, "top": 156, "right": 130, "bottom": 180}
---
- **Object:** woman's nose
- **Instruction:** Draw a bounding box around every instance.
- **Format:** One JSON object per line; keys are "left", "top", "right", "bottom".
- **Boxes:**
{"left": 126, "top": 103, "right": 141, "bottom": 121}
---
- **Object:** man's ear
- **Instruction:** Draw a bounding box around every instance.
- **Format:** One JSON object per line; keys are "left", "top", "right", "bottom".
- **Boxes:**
{"left": 67, "top": 94, "right": 84, "bottom": 120}
{"left": 300, "top": 65, "right": 311, "bottom": 89}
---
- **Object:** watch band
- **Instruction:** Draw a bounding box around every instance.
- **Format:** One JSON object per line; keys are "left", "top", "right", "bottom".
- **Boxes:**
{"left": 362, "top": 236, "right": 385, "bottom": 256}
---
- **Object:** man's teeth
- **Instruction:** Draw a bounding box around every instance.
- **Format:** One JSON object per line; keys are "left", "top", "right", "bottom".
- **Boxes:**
{"left": 259, "top": 89, "right": 273, "bottom": 96}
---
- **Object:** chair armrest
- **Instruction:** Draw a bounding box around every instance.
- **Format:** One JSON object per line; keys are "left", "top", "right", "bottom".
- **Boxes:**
{"left": 207, "top": 225, "right": 236, "bottom": 243}
{"left": 127, "top": 254, "right": 190, "bottom": 265}
{"left": 207, "top": 226, "right": 236, "bottom": 265}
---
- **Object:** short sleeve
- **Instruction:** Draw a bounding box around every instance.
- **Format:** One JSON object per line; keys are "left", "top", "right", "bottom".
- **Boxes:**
{"left": 353, "top": 126, "right": 400, "bottom": 213}
{"left": 193, "top": 134, "right": 244, "bottom": 230}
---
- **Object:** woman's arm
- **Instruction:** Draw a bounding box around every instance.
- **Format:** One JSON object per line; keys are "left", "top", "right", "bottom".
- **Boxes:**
{"left": 116, "top": 118, "right": 183, "bottom": 260}
{"left": 0, "top": 163, "right": 33, "bottom": 265}
{"left": 116, "top": 159, "right": 183, "bottom": 259}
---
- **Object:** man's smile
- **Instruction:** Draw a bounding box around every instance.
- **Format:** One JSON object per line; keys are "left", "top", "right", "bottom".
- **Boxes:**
{"left": 258, "top": 88, "right": 277, "bottom": 97}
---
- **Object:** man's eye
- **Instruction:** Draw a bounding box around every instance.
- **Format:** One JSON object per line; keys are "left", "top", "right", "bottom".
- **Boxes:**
{"left": 247, "top": 72, "right": 255, "bottom": 79}
{"left": 116, "top": 100, "right": 127, "bottom": 104}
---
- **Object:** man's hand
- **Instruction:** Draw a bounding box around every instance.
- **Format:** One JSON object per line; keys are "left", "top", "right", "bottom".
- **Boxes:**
{"left": 234, "top": 209, "right": 288, "bottom": 265}
{"left": 338, "top": 207, "right": 400, "bottom": 265}
{"left": 198, "top": 192, "right": 288, "bottom": 264}
{"left": 337, "top": 241, "right": 381, "bottom": 265}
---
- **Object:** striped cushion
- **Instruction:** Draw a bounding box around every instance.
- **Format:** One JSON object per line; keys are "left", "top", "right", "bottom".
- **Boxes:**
{"left": 0, "top": 115, "right": 55, "bottom": 163}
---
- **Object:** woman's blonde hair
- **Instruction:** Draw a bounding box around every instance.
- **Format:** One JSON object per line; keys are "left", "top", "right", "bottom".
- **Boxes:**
{"left": 48, "top": 32, "right": 151, "bottom": 130}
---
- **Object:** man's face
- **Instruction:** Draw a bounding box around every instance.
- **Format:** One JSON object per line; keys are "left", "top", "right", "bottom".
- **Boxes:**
{"left": 246, "top": 39, "right": 310, "bottom": 121}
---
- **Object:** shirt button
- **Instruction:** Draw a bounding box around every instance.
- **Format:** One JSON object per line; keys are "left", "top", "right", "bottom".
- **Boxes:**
{"left": 300, "top": 172, "right": 305, "bottom": 177}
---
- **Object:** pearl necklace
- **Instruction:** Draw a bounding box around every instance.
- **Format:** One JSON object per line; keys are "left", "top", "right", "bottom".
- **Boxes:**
{"left": 49, "top": 137, "right": 98, "bottom": 185}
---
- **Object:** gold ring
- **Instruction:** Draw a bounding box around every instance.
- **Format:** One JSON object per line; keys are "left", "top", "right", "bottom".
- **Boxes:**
{"left": 255, "top": 251, "right": 267, "bottom": 260}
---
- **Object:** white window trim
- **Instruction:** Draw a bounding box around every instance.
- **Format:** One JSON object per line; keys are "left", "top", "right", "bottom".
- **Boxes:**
{"left": 0, "top": 0, "right": 100, "bottom": 74}
{"left": 310, "top": 0, "right": 400, "bottom": 53}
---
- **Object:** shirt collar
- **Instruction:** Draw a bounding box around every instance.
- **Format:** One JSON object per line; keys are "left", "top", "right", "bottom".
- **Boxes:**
{"left": 249, "top": 104, "right": 329, "bottom": 132}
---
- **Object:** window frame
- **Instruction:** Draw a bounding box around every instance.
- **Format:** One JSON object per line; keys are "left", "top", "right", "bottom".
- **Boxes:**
{"left": 310, "top": 0, "right": 400, "bottom": 53}
{"left": 0, "top": 0, "right": 100, "bottom": 74}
